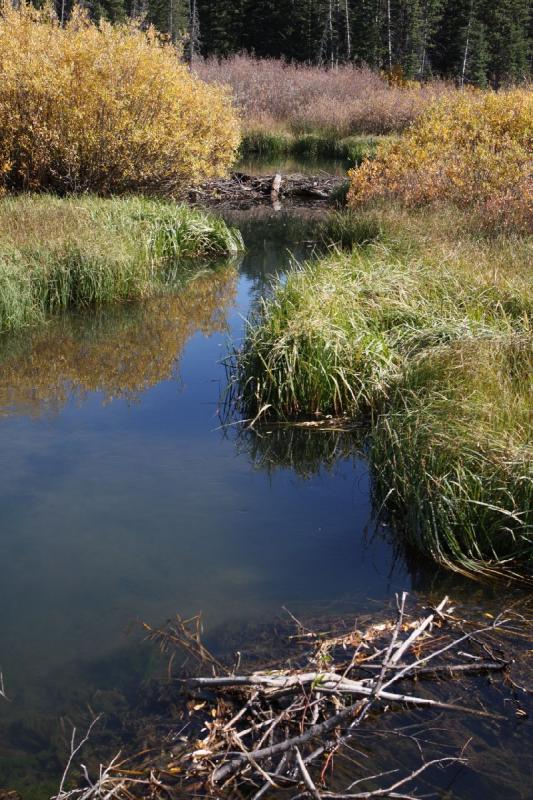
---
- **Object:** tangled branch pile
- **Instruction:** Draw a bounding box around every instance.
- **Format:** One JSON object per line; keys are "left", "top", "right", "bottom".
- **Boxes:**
{"left": 55, "top": 594, "right": 526, "bottom": 800}
{"left": 0, "top": 4, "right": 240, "bottom": 195}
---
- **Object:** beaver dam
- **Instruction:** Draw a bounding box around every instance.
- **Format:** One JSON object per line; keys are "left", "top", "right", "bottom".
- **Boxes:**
{"left": 54, "top": 594, "right": 531, "bottom": 800}
{"left": 188, "top": 172, "right": 345, "bottom": 208}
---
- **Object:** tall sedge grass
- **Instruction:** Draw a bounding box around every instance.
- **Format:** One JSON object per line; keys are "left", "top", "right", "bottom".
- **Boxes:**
{"left": 197, "top": 54, "right": 450, "bottom": 138}
{"left": 0, "top": 195, "right": 243, "bottom": 334}
{"left": 371, "top": 337, "right": 532, "bottom": 582}
{"left": 231, "top": 205, "right": 532, "bottom": 581}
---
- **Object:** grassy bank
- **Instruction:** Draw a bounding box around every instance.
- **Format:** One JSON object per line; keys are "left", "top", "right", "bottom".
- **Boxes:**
{"left": 371, "top": 336, "right": 532, "bottom": 581}
{"left": 0, "top": 195, "right": 243, "bottom": 335}
{"left": 240, "top": 131, "right": 386, "bottom": 163}
{"left": 231, "top": 205, "right": 532, "bottom": 581}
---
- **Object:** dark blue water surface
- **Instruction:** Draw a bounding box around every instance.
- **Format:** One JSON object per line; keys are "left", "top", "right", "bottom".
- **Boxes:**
{"left": 0, "top": 203, "right": 530, "bottom": 797}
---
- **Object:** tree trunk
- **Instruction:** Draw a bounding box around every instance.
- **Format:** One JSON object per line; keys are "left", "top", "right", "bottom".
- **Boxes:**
{"left": 461, "top": 0, "right": 473, "bottom": 86}
{"left": 387, "top": 0, "right": 393, "bottom": 70}
{"left": 345, "top": 0, "right": 352, "bottom": 60}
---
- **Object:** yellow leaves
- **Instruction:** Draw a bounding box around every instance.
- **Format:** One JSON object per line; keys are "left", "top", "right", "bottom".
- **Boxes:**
{"left": 0, "top": 3, "right": 240, "bottom": 194}
{"left": 347, "top": 88, "right": 533, "bottom": 231}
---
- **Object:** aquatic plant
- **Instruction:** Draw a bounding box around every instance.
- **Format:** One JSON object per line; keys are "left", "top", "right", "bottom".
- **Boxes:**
{"left": 0, "top": 4, "right": 240, "bottom": 195}
{"left": 0, "top": 195, "right": 243, "bottom": 334}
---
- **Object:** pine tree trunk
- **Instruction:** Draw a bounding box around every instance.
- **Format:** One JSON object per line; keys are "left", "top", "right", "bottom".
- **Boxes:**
{"left": 387, "top": 0, "right": 393, "bottom": 70}
{"left": 329, "top": 0, "right": 334, "bottom": 68}
{"left": 345, "top": 0, "right": 351, "bottom": 60}
{"left": 461, "top": 0, "right": 473, "bottom": 86}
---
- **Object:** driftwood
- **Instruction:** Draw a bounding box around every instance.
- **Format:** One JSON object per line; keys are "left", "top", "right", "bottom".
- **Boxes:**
{"left": 188, "top": 171, "right": 345, "bottom": 208}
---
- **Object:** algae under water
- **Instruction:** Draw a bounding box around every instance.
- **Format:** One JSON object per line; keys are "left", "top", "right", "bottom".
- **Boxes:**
{"left": 0, "top": 185, "right": 530, "bottom": 798}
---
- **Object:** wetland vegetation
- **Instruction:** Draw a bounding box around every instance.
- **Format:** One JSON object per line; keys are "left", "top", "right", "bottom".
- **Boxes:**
{"left": 0, "top": 195, "right": 242, "bottom": 334}
{"left": 0, "top": 3, "right": 531, "bottom": 799}
{"left": 231, "top": 92, "right": 532, "bottom": 582}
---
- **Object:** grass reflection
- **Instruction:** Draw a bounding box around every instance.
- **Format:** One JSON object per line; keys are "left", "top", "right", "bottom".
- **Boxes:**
{"left": 0, "top": 266, "right": 238, "bottom": 416}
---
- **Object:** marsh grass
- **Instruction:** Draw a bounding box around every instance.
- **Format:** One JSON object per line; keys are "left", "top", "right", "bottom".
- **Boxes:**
{"left": 0, "top": 195, "right": 243, "bottom": 334}
{"left": 371, "top": 337, "right": 532, "bottom": 582}
{"left": 232, "top": 204, "right": 532, "bottom": 580}
{"left": 240, "top": 131, "right": 384, "bottom": 164}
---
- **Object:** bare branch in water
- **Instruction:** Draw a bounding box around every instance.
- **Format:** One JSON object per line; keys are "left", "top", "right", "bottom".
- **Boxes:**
{"left": 56, "top": 594, "right": 522, "bottom": 800}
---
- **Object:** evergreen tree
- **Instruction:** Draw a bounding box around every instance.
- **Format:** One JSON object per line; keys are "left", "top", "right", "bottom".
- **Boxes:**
{"left": 482, "top": 0, "right": 530, "bottom": 85}
{"left": 31, "top": 0, "right": 532, "bottom": 84}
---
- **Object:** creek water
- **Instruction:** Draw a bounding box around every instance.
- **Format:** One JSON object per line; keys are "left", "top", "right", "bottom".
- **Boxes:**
{"left": 0, "top": 171, "right": 530, "bottom": 797}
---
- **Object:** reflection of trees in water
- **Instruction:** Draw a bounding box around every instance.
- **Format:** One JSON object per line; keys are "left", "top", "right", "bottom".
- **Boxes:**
{"left": 223, "top": 208, "right": 328, "bottom": 303}
{"left": 0, "top": 267, "right": 238, "bottom": 416}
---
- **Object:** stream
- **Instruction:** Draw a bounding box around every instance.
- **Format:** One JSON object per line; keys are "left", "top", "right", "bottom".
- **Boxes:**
{"left": 0, "top": 159, "right": 531, "bottom": 798}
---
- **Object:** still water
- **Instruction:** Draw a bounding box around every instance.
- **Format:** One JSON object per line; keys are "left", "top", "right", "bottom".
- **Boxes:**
{"left": 0, "top": 202, "right": 530, "bottom": 796}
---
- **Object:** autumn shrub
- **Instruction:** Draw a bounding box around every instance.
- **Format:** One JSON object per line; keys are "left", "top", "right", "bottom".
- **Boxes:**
{"left": 348, "top": 89, "right": 533, "bottom": 230}
{"left": 196, "top": 54, "right": 449, "bottom": 138}
{"left": 0, "top": 4, "right": 240, "bottom": 195}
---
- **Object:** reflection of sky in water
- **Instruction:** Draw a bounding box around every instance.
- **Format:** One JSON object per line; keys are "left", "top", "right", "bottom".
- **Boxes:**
{"left": 0, "top": 210, "right": 408, "bottom": 737}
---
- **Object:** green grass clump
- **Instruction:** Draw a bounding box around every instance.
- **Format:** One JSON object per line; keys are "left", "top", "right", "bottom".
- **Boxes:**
{"left": 371, "top": 338, "right": 532, "bottom": 582}
{"left": 240, "top": 131, "right": 385, "bottom": 164}
{"left": 232, "top": 205, "right": 532, "bottom": 581}
{"left": 0, "top": 195, "right": 243, "bottom": 334}
{"left": 240, "top": 130, "right": 294, "bottom": 156}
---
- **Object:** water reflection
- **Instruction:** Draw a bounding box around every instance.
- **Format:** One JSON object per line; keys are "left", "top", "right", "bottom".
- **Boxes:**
{"left": 232, "top": 423, "right": 364, "bottom": 479}
{"left": 0, "top": 196, "right": 528, "bottom": 799}
{"left": 0, "top": 217, "right": 403, "bottom": 794}
{"left": 223, "top": 208, "right": 327, "bottom": 302}
{"left": 0, "top": 267, "right": 237, "bottom": 417}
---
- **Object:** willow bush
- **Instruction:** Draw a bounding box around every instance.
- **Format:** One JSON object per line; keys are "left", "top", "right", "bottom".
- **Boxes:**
{"left": 0, "top": 3, "right": 240, "bottom": 195}
{"left": 348, "top": 90, "right": 533, "bottom": 231}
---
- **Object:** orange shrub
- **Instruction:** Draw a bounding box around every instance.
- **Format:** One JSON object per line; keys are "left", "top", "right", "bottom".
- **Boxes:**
{"left": 348, "top": 89, "right": 533, "bottom": 230}
{"left": 0, "top": 3, "right": 240, "bottom": 195}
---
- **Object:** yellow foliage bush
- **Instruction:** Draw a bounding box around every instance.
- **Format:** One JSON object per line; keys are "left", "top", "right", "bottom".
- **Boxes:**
{"left": 0, "top": 3, "right": 240, "bottom": 195}
{"left": 348, "top": 89, "right": 533, "bottom": 230}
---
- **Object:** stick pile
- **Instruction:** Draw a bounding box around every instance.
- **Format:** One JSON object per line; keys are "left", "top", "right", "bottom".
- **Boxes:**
{"left": 188, "top": 172, "right": 345, "bottom": 208}
{"left": 56, "top": 594, "right": 522, "bottom": 800}
{"left": 139, "top": 594, "right": 509, "bottom": 799}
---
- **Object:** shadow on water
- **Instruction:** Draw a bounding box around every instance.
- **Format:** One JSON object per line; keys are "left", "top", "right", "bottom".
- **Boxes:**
{"left": 0, "top": 187, "right": 530, "bottom": 798}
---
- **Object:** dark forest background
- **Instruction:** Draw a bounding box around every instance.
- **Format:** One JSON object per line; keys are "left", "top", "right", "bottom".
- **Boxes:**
{"left": 49, "top": 0, "right": 531, "bottom": 86}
